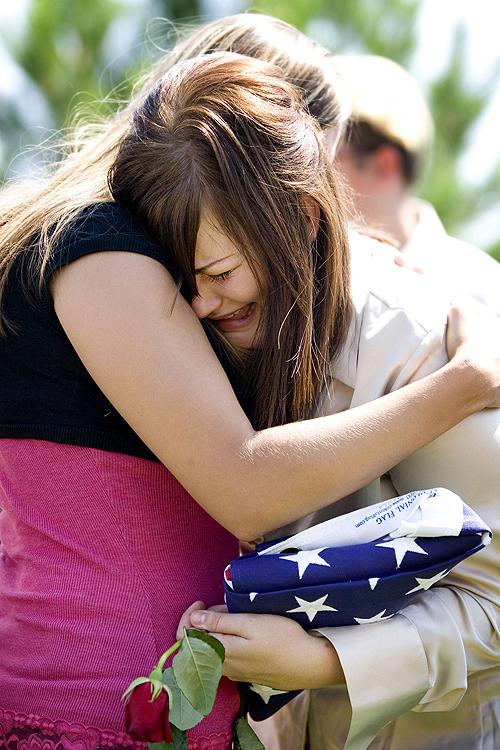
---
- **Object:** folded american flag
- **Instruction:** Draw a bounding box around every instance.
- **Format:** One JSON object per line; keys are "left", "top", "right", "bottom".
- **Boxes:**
{"left": 223, "top": 488, "right": 491, "bottom": 720}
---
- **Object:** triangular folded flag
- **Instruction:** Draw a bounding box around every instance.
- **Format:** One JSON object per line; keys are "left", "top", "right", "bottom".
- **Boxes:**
{"left": 224, "top": 488, "right": 491, "bottom": 720}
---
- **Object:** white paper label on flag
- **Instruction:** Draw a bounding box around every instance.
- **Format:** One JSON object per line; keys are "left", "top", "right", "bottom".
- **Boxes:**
{"left": 261, "top": 488, "right": 463, "bottom": 555}
{"left": 389, "top": 490, "right": 463, "bottom": 538}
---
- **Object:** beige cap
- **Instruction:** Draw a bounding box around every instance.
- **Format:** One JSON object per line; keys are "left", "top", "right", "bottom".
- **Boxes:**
{"left": 333, "top": 54, "right": 434, "bottom": 155}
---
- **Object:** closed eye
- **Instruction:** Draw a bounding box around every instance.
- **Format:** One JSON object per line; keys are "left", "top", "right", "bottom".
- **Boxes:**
{"left": 208, "top": 270, "right": 233, "bottom": 283}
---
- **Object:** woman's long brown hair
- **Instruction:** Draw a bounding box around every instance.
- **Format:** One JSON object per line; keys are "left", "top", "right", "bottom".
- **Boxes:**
{"left": 0, "top": 13, "right": 349, "bottom": 333}
{"left": 109, "top": 53, "right": 351, "bottom": 429}
{"left": 0, "top": 15, "right": 352, "bottom": 429}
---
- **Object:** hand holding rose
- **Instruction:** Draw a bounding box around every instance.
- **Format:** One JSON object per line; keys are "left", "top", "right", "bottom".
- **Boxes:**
{"left": 177, "top": 601, "right": 345, "bottom": 691}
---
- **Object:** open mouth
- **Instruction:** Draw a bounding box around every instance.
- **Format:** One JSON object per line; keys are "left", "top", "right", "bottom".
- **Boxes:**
{"left": 210, "top": 303, "right": 256, "bottom": 332}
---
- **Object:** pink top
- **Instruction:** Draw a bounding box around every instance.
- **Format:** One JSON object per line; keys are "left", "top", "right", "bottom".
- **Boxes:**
{"left": 0, "top": 439, "right": 240, "bottom": 750}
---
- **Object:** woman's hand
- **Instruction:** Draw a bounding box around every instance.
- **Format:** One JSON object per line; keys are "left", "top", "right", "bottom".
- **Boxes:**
{"left": 446, "top": 301, "right": 500, "bottom": 408}
{"left": 176, "top": 603, "right": 344, "bottom": 691}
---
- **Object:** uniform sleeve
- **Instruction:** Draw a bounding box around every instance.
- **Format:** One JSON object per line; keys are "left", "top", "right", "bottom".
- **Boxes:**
{"left": 389, "top": 408, "right": 500, "bottom": 710}
{"left": 315, "top": 614, "right": 429, "bottom": 750}
{"left": 325, "top": 412, "right": 500, "bottom": 750}
{"left": 316, "top": 578, "right": 500, "bottom": 750}
{"left": 323, "top": 252, "right": 500, "bottom": 748}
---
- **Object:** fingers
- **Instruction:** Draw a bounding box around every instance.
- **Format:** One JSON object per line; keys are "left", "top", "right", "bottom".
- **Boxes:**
{"left": 190, "top": 609, "right": 253, "bottom": 638}
{"left": 446, "top": 298, "right": 490, "bottom": 360}
{"left": 176, "top": 600, "right": 205, "bottom": 640}
{"left": 393, "top": 253, "right": 407, "bottom": 268}
{"left": 239, "top": 540, "right": 254, "bottom": 554}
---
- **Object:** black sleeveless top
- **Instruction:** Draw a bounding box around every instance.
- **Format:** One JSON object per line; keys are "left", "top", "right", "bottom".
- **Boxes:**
{"left": 0, "top": 202, "right": 174, "bottom": 461}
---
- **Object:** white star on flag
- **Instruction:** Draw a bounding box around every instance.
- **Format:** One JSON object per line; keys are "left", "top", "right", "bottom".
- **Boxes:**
{"left": 376, "top": 537, "right": 428, "bottom": 568}
{"left": 368, "top": 577, "right": 379, "bottom": 590}
{"left": 249, "top": 592, "right": 258, "bottom": 602}
{"left": 281, "top": 548, "right": 331, "bottom": 579}
{"left": 249, "top": 683, "right": 288, "bottom": 704}
{"left": 405, "top": 569, "right": 449, "bottom": 595}
{"left": 354, "top": 609, "right": 393, "bottom": 624}
{"left": 287, "top": 594, "right": 337, "bottom": 623}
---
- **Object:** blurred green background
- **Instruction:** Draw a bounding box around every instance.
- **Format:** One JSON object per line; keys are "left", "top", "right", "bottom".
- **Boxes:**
{"left": 0, "top": 0, "right": 499, "bottom": 259}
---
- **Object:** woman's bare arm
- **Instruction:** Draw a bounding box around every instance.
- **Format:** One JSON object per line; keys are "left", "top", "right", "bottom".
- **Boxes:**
{"left": 52, "top": 252, "right": 497, "bottom": 540}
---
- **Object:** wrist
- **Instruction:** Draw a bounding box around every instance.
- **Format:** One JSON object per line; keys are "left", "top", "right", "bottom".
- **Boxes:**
{"left": 446, "top": 355, "right": 492, "bottom": 413}
{"left": 301, "top": 632, "right": 345, "bottom": 689}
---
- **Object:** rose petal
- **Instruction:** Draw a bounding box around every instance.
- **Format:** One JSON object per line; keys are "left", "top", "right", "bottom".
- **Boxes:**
{"left": 125, "top": 682, "right": 169, "bottom": 742}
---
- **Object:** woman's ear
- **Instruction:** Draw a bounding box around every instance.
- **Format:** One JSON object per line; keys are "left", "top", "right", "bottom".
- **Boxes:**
{"left": 324, "top": 126, "right": 341, "bottom": 158}
{"left": 301, "top": 197, "right": 320, "bottom": 243}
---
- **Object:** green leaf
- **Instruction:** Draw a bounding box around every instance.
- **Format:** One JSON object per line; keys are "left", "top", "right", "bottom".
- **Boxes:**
{"left": 147, "top": 743, "right": 170, "bottom": 750}
{"left": 172, "top": 630, "right": 223, "bottom": 716}
{"left": 165, "top": 724, "right": 188, "bottom": 750}
{"left": 233, "top": 716, "right": 266, "bottom": 750}
{"left": 186, "top": 628, "right": 225, "bottom": 663}
{"left": 162, "top": 667, "right": 204, "bottom": 731}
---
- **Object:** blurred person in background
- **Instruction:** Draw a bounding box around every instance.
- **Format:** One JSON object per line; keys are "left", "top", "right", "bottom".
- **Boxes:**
{"left": 334, "top": 54, "right": 500, "bottom": 313}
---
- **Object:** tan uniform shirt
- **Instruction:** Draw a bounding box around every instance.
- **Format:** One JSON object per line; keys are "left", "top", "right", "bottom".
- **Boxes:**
{"left": 401, "top": 199, "right": 500, "bottom": 315}
{"left": 254, "top": 232, "right": 500, "bottom": 750}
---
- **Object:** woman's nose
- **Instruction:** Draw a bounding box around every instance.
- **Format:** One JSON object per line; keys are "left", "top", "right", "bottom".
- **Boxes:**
{"left": 191, "top": 289, "right": 221, "bottom": 320}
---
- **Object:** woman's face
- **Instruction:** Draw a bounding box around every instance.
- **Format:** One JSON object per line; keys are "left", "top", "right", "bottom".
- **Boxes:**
{"left": 192, "top": 208, "right": 263, "bottom": 349}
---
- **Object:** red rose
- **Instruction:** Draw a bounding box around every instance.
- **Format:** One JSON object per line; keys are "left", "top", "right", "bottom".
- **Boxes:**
{"left": 125, "top": 681, "right": 172, "bottom": 743}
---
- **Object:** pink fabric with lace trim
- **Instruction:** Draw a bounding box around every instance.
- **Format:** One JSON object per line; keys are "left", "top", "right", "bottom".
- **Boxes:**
{"left": 0, "top": 440, "right": 240, "bottom": 750}
{"left": 0, "top": 710, "right": 232, "bottom": 750}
